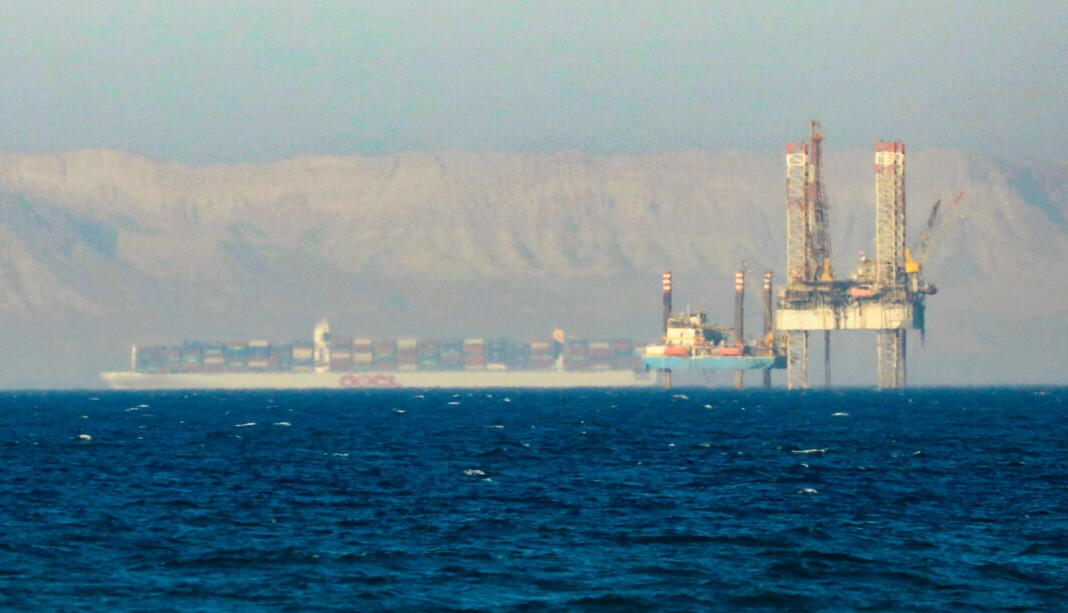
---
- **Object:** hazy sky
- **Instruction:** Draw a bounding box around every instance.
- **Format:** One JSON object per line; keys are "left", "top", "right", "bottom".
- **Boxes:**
{"left": 1, "top": 1, "right": 1066, "bottom": 162}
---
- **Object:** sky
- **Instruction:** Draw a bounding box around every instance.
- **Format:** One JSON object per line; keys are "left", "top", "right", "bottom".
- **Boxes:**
{"left": 1, "top": 0, "right": 1066, "bottom": 163}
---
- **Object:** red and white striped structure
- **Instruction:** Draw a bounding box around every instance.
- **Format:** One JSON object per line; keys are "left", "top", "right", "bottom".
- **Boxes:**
{"left": 733, "top": 270, "right": 746, "bottom": 389}
{"left": 661, "top": 271, "right": 672, "bottom": 334}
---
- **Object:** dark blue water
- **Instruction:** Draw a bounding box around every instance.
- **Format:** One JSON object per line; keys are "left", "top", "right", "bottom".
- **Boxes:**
{"left": 1, "top": 388, "right": 1066, "bottom": 611}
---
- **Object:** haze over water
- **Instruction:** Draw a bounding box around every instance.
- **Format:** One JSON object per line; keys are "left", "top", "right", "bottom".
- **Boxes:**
{"left": 2, "top": 2, "right": 1066, "bottom": 163}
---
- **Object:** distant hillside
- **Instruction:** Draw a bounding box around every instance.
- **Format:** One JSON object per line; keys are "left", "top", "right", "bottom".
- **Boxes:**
{"left": 0, "top": 148, "right": 1065, "bottom": 388}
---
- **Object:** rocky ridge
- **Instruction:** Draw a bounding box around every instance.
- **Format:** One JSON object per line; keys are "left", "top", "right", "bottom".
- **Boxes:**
{"left": 0, "top": 148, "right": 1064, "bottom": 387}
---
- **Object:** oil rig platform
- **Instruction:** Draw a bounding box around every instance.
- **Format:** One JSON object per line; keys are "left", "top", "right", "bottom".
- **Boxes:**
{"left": 642, "top": 121, "right": 958, "bottom": 390}
{"left": 776, "top": 121, "right": 959, "bottom": 389}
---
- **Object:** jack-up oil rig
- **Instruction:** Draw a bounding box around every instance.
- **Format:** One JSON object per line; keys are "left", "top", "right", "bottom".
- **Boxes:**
{"left": 642, "top": 121, "right": 960, "bottom": 390}
{"left": 640, "top": 270, "right": 785, "bottom": 390}
{"left": 776, "top": 121, "right": 960, "bottom": 389}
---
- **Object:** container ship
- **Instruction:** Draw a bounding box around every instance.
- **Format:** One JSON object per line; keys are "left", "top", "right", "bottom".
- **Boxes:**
{"left": 101, "top": 320, "right": 655, "bottom": 390}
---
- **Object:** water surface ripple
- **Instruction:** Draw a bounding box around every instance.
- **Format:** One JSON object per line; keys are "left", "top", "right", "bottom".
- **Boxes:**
{"left": 1, "top": 387, "right": 1066, "bottom": 611}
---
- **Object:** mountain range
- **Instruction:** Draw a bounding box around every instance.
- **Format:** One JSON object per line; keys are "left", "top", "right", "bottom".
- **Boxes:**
{"left": 0, "top": 146, "right": 1064, "bottom": 388}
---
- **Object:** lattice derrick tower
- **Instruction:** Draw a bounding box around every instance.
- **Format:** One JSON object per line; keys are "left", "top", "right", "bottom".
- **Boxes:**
{"left": 874, "top": 141, "right": 907, "bottom": 388}
{"left": 785, "top": 121, "right": 832, "bottom": 285}
{"left": 783, "top": 122, "right": 835, "bottom": 390}
{"left": 784, "top": 136, "right": 808, "bottom": 389}
{"left": 785, "top": 142, "right": 810, "bottom": 284}
{"left": 806, "top": 121, "right": 832, "bottom": 282}
{"left": 874, "top": 141, "right": 906, "bottom": 289}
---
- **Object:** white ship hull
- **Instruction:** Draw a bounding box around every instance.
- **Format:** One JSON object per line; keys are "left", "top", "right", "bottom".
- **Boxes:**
{"left": 100, "top": 369, "right": 655, "bottom": 390}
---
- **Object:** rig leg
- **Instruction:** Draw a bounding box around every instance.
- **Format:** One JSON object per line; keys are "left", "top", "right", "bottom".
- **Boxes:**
{"left": 786, "top": 331, "right": 809, "bottom": 390}
{"left": 900, "top": 329, "right": 907, "bottom": 386}
{"left": 762, "top": 368, "right": 771, "bottom": 389}
{"left": 876, "top": 329, "right": 906, "bottom": 389}
{"left": 824, "top": 331, "right": 831, "bottom": 388}
{"left": 662, "top": 369, "right": 672, "bottom": 390}
{"left": 733, "top": 370, "right": 743, "bottom": 390}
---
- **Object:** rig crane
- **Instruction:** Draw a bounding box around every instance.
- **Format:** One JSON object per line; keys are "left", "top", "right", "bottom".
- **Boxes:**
{"left": 904, "top": 190, "right": 964, "bottom": 341}
{"left": 905, "top": 190, "right": 965, "bottom": 285}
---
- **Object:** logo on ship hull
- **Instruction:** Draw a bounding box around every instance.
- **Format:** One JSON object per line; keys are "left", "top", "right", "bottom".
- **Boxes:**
{"left": 338, "top": 374, "right": 402, "bottom": 388}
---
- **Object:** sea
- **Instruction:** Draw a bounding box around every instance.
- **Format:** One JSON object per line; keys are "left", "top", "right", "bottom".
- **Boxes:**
{"left": 1, "top": 387, "right": 1066, "bottom": 612}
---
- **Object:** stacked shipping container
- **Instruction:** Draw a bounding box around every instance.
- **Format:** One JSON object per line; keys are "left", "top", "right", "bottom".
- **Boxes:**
{"left": 132, "top": 334, "right": 639, "bottom": 375}
{"left": 247, "top": 340, "right": 271, "bottom": 371}
{"left": 353, "top": 339, "right": 374, "bottom": 370}
{"left": 397, "top": 339, "right": 418, "bottom": 370}
{"left": 203, "top": 342, "right": 225, "bottom": 372}
{"left": 462, "top": 339, "right": 485, "bottom": 370}
{"left": 292, "top": 340, "right": 314, "bottom": 372}
{"left": 417, "top": 339, "right": 441, "bottom": 370}
{"left": 564, "top": 339, "right": 589, "bottom": 371}
{"left": 373, "top": 340, "right": 397, "bottom": 371}
{"left": 530, "top": 340, "right": 555, "bottom": 370}
{"left": 330, "top": 336, "right": 354, "bottom": 372}
{"left": 441, "top": 340, "right": 463, "bottom": 370}
{"left": 181, "top": 342, "right": 203, "bottom": 373}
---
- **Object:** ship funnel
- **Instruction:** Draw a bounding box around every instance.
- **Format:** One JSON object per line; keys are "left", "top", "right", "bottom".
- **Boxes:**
{"left": 733, "top": 270, "right": 745, "bottom": 390}
{"left": 763, "top": 271, "right": 773, "bottom": 337}
{"left": 662, "top": 271, "right": 672, "bottom": 334}
{"left": 762, "top": 270, "right": 773, "bottom": 389}
{"left": 734, "top": 270, "right": 745, "bottom": 343}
